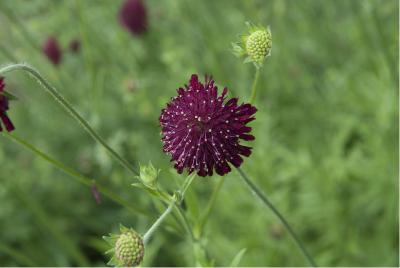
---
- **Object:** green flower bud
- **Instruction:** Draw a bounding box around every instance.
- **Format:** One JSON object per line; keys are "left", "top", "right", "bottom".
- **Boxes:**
{"left": 115, "top": 230, "right": 144, "bottom": 267}
{"left": 231, "top": 23, "right": 272, "bottom": 68}
{"left": 103, "top": 225, "right": 145, "bottom": 267}
{"left": 245, "top": 29, "right": 272, "bottom": 64}
{"left": 138, "top": 162, "right": 160, "bottom": 188}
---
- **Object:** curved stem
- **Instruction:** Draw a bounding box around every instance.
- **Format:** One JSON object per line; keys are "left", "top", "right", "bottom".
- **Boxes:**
{"left": 248, "top": 67, "right": 261, "bottom": 104}
{"left": 4, "top": 133, "right": 149, "bottom": 217}
{"left": 143, "top": 173, "right": 197, "bottom": 244}
{"left": 236, "top": 167, "right": 317, "bottom": 267}
{"left": 0, "top": 63, "right": 138, "bottom": 177}
{"left": 143, "top": 198, "right": 176, "bottom": 244}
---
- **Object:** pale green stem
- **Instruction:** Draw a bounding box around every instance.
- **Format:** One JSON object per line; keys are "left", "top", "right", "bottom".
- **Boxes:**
{"left": 175, "top": 206, "right": 195, "bottom": 241}
{"left": 143, "top": 198, "right": 176, "bottom": 244}
{"left": 172, "top": 173, "right": 197, "bottom": 242}
{"left": 198, "top": 176, "right": 225, "bottom": 236}
{"left": 236, "top": 167, "right": 317, "bottom": 267}
{"left": 143, "top": 173, "right": 197, "bottom": 244}
{"left": 0, "top": 63, "right": 139, "bottom": 177}
{"left": 248, "top": 67, "right": 261, "bottom": 104}
{"left": 4, "top": 133, "right": 149, "bottom": 217}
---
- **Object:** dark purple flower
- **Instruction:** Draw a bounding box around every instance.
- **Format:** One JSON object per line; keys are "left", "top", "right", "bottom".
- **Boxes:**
{"left": 160, "top": 75, "right": 257, "bottom": 177}
{"left": 119, "top": 0, "right": 147, "bottom": 35}
{"left": 42, "top": 37, "right": 62, "bottom": 65}
{"left": 69, "top": 39, "right": 81, "bottom": 53}
{"left": 0, "top": 77, "right": 15, "bottom": 132}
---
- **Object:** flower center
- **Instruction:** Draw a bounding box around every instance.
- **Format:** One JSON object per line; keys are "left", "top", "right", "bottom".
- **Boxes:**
{"left": 191, "top": 115, "right": 211, "bottom": 133}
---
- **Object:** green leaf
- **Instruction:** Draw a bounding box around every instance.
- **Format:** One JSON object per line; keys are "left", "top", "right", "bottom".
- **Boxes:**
{"left": 229, "top": 248, "right": 247, "bottom": 267}
{"left": 102, "top": 235, "right": 117, "bottom": 246}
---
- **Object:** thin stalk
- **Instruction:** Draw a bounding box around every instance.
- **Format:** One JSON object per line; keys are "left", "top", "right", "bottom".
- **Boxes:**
{"left": 198, "top": 176, "right": 225, "bottom": 235}
{"left": 143, "top": 198, "right": 176, "bottom": 244}
{"left": 236, "top": 167, "right": 317, "bottom": 267}
{"left": 4, "top": 133, "right": 148, "bottom": 217}
{"left": 0, "top": 63, "right": 139, "bottom": 177}
{"left": 143, "top": 173, "right": 197, "bottom": 244}
{"left": 248, "top": 68, "right": 261, "bottom": 104}
{"left": 174, "top": 206, "right": 195, "bottom": 242}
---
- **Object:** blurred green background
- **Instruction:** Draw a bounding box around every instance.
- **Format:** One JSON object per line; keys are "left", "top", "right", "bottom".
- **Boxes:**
{"left": 0, "top": 0, "right": 398, "bottom": 266}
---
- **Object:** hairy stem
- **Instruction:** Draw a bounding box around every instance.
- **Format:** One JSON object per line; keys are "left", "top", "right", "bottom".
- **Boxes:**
{"left": 143, "top": 173, "right": 197, "bottom": 244}
{"left": 0, "top": 63, "right": 139, "bottom": 177}
{"left": 248, "top": 67, "right": 261, "bottom": 103}
{"left": 143, "top": 198, "right": 176, "bottom": 244}
{"left": 236, "top": 167, "right": 317, "bottom": 267}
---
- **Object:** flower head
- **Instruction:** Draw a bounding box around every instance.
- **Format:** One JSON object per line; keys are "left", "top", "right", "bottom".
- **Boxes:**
{"left": 160, "top": 75, "right": 257, "bottom": 177}
{"left": 42, "top": 37, "right": 62, "bottom": 65}
{"left": 232, "top": 23, "right": 272, "bottom": 68}
{"left": 103, "top": 225, "right": 145, "bottom": 267}
{"left": 119, "top": 0, "right": 148, "bottom": 35}
{"left": 0, "top": 77, "right": 15, "bottom": 132}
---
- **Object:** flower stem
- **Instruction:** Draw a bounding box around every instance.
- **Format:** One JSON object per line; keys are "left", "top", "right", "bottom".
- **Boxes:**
{"left": 3, "top": 133, "right": 149, "bottom": 217}
{"left": 248, "top": 67, "right": 261, "bottom": 104}
{"left": 198, "top": 176, "right": 225, "bottom": 235}
{"left": 236, "top": 167, "right": 317, "bottom": 267}
{"left": 143, "top": 197, "right": 176, "bottom": 244}
{"left": 143, "top": 172, "right": 197, "bottom": 244}
{"left": 0, "top": 63, "right": 139, "bottom": 177}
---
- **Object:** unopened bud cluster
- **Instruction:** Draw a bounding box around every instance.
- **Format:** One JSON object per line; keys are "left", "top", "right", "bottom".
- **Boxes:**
{"left": 115, "top": 230, "right": 144, "bottom": 267}
{"left": 245, "top": 29, "right": 272, "bottom": 63}
{"left": 103, "top": 225, "right": 145, "bottom": 267}
{"left": 231, "top": 23, "right": 272, "bottom": 67}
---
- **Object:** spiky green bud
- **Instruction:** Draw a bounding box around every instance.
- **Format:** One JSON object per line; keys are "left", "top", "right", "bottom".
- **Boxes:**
{"left": 103, "top": 225, "right": 145, "bottom": 267}
{"left": 232, "top": 23, "right": 272, "bottom": 68}
{"left": 245, "top": 29, "right": 272, "bottom": 64}
{"left": 115, "top": 231, "right": 144, "bottom": 267}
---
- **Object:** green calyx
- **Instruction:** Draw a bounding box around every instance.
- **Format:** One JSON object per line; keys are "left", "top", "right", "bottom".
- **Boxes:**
{"left": 103, "top": 225, "right": 145, "bottom": 267}
{"left": 137, "top": 162, "right": 160, "bottom": 189}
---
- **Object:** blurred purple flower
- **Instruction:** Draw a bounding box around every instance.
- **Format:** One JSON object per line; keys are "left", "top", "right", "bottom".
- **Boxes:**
{"left": 0, "top": 77, "right": 15, "bottom": 132}
{"left": 119, "top": 0, "right": 147, "bottom": 35}
{"left": 69, "top": 39, "right": 81, "bottom": 53}
{"left": 42, "top": 37, "right": 62, "bottom": 65}
{"left": 160, "top": 75, "right": 257, "bottom": 177}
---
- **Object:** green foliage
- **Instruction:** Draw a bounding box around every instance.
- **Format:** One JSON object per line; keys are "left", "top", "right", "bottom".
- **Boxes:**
{"left": 0, "top": 0, "right": 398, "bottom": 266}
